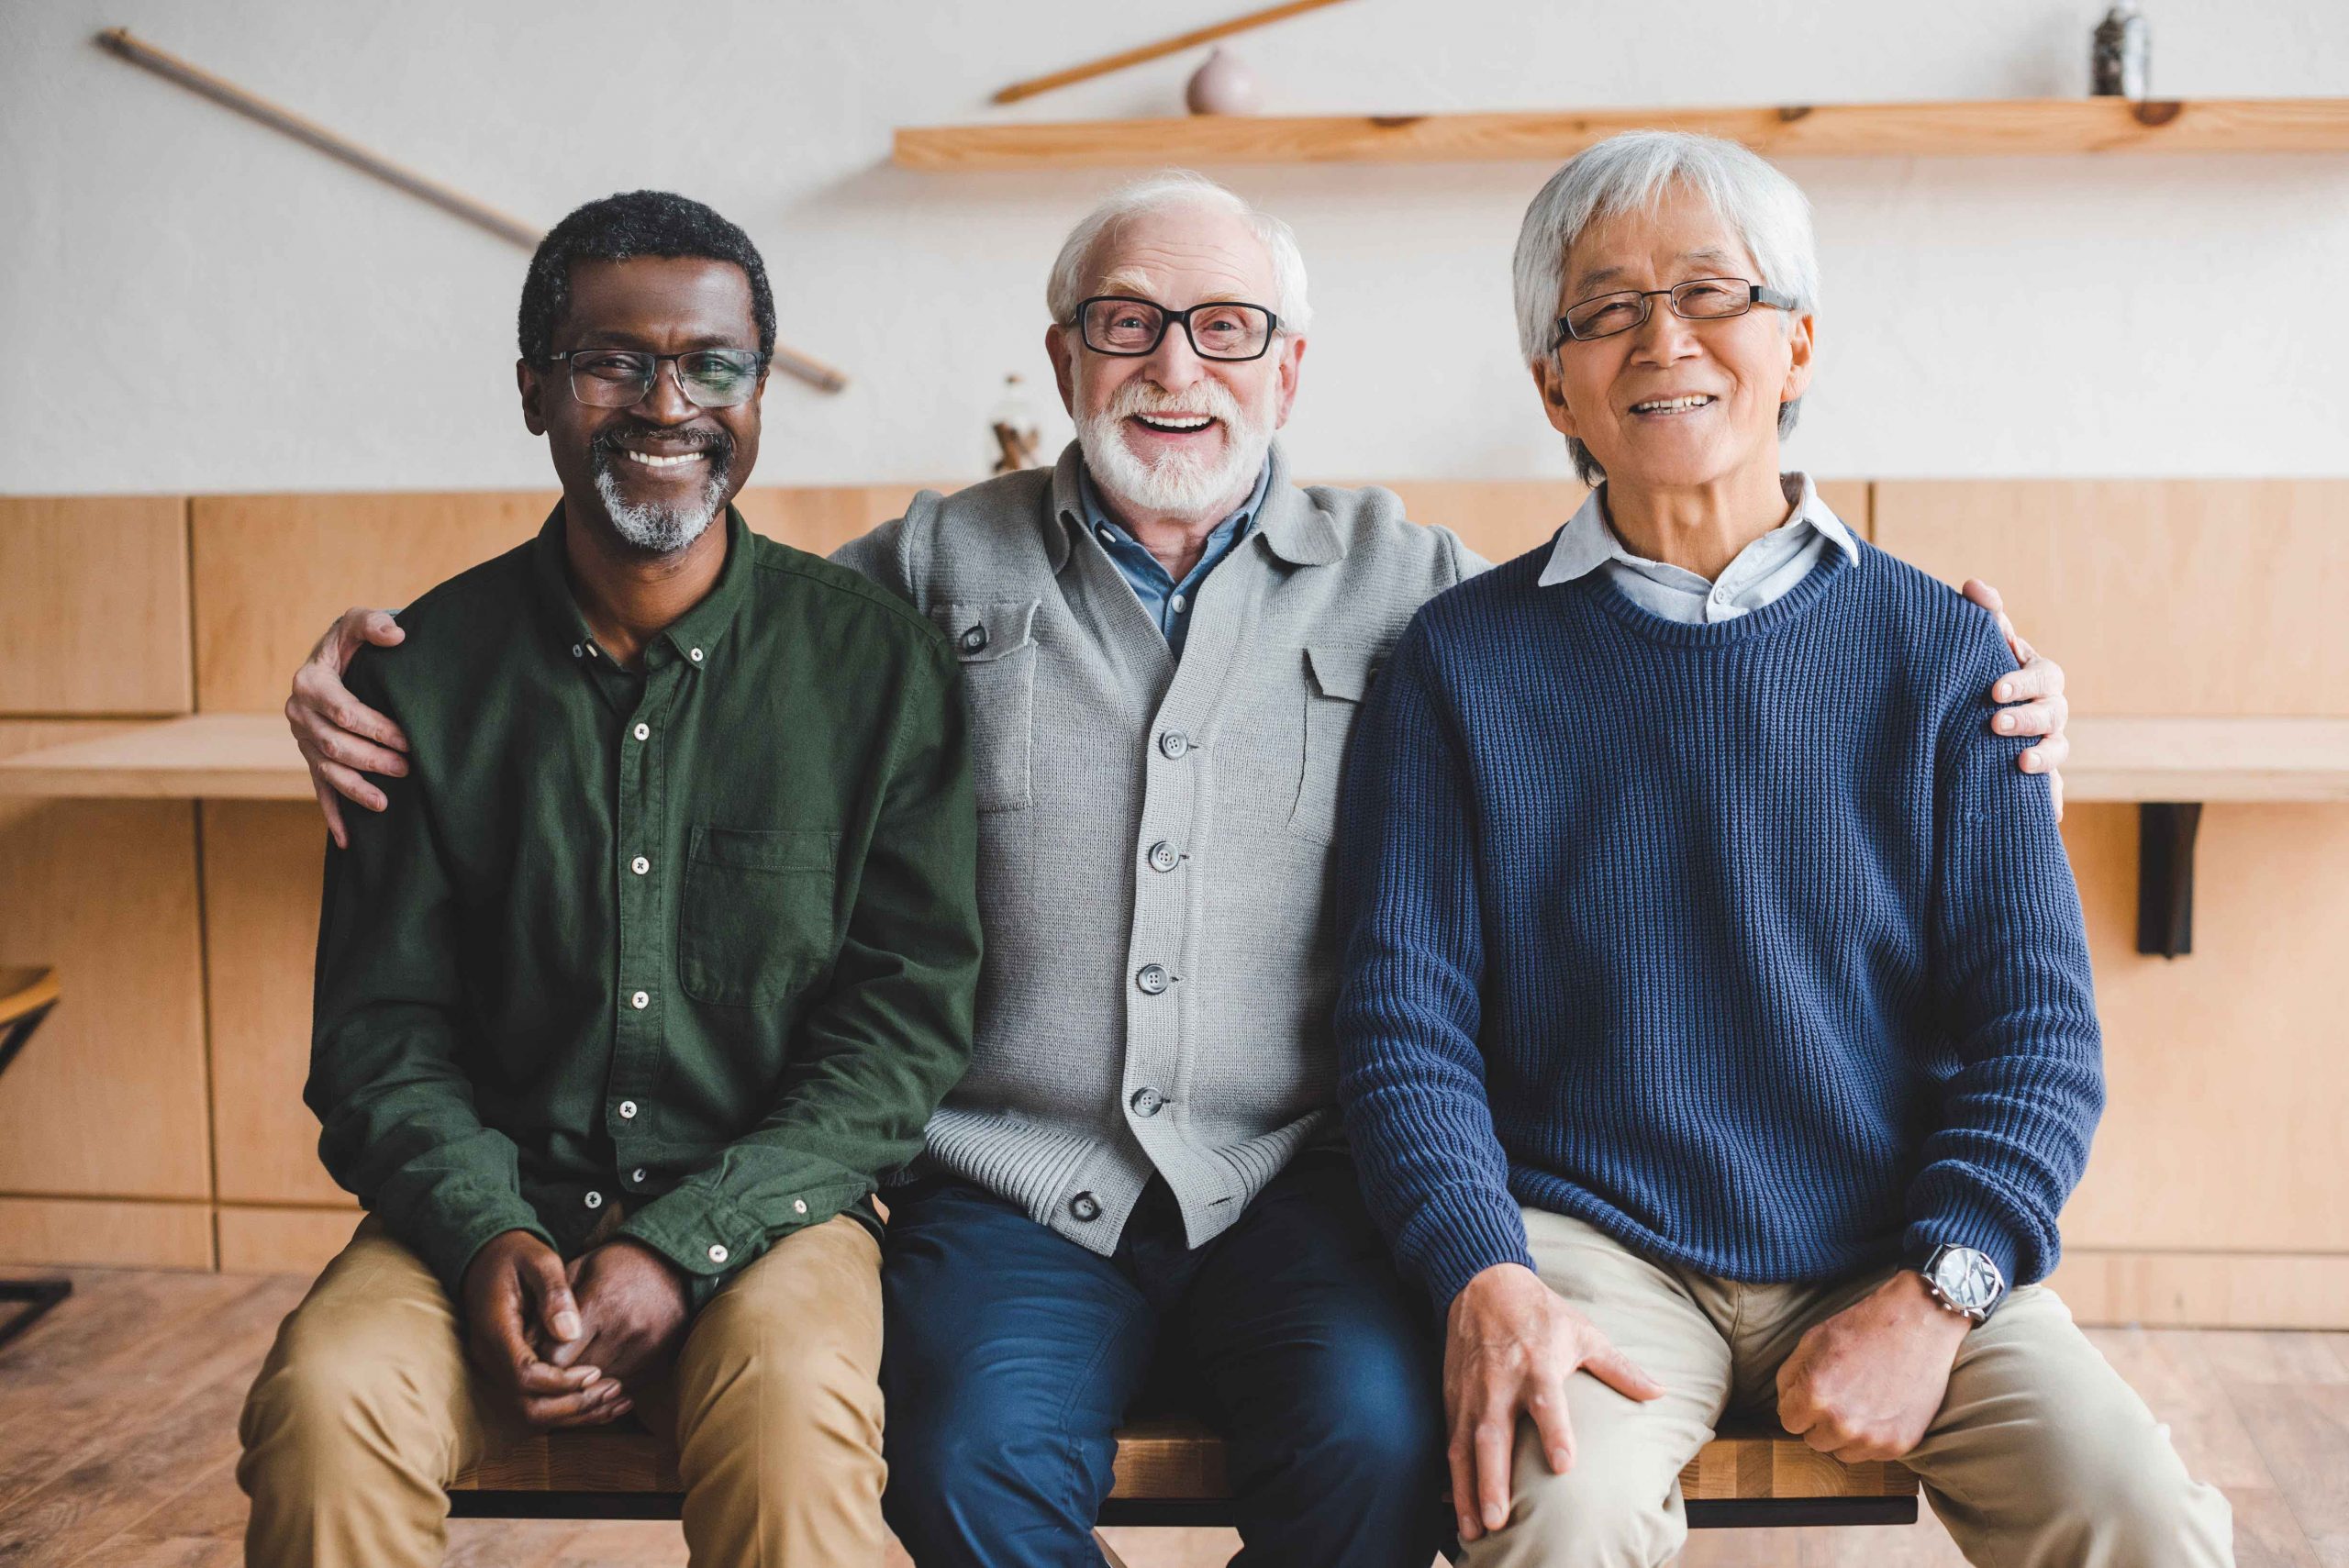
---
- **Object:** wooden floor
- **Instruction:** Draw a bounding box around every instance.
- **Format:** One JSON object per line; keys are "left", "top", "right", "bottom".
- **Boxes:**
{"left": 0, "top": 1270, "right": 2340, "bottom": 1567}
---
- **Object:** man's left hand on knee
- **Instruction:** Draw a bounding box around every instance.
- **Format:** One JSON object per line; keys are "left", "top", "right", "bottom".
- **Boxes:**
{"left": 1775, "top": 1271, "right": 1972, "bottom": 1463}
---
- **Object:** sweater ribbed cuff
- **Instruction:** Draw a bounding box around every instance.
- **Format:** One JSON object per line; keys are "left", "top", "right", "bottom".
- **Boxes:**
{"left": 1904, "top": 1190, "right": 2029, "bottom": 1289}
{"left": 1408, "top": 1186, "right": 1538, "bottom": 1314}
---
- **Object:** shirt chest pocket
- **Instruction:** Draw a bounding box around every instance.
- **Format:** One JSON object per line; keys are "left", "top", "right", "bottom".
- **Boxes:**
{"left": 932, "top": 599, "right": 1041, "bottom": 815}
{"left": 1289, "top": 644, "right": 1380, "bottom": 846}
{"left": 679, "top": 827, "right": 841, "bottom": 1008}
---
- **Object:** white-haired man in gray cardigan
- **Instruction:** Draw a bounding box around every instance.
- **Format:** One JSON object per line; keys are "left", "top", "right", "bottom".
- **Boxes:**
{"left": 284, "top": 171, "right": 2073, "bottom": 1567}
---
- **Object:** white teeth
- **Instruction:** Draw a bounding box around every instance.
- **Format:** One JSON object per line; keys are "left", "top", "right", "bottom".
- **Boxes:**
{"left": 621, "top": 449, "right": 703, "bottom": 468}
{"left": 1135, "top": 414, "right": 1212, "bottom": 431}
{"left": 1632, "top": 395, "right": 1714, "bottom": 414}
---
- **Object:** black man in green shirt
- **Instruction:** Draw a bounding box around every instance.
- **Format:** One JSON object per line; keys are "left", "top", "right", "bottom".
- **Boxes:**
{"left": 236, "top": 192, "right": 982, "bottom": 1568}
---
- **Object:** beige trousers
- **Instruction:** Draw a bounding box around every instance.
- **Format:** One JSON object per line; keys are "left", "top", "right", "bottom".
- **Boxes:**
{"left": 237, "top": 1213, "right": 888, "bottom": 1568}
{"left": 1460, "top": 1209, "right": 2233, "bottom": 1568}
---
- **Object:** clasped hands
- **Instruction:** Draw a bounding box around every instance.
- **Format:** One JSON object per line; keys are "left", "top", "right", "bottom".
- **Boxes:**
{"left": 1442, "top": 1262, "right": 1968, "bottom": 1544}
{"left": 460, "top": 1229, "right": 692, "bottom": 1429}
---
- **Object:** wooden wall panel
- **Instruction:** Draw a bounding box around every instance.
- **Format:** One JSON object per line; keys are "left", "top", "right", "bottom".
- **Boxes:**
{"left": 2058, "top": 802, "right": 2349, "bottom": 1254}
{"left": 0, "top": 722, "right": 211, "bottom": 1201}
{"left": 189, "top": 486, "right": 964, "bottom": 714}
{"left": 190, "top": 491, "right": 558, "bottom": 713}
{"left": 0, "top": 495, "right": 192, "bottom": 716}
{"left": 0, "top": 1196, "right": 213, "bottom": 1270}
{"left": 1875, "top": 480, "right": 2349, "bottom": 716}
{"left": 2051, "top": 1251, "right": 2349, "bottom": 1330}
{"left": 203, "top": 802, "right": 349, "bottom": 1207}
{"left": 217, "top": 1205, "right": 360, "bottom": 1275}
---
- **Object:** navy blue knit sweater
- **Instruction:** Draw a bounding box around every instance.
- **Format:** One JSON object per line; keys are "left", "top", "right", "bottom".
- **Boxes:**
{"left": 1333, "top": 540, "right": 2102, "bottom": 1312}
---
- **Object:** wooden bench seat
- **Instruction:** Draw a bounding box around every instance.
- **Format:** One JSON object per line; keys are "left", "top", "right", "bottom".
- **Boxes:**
{"left": 448, "top": 1412, "right": 1919, "bottom": 1532}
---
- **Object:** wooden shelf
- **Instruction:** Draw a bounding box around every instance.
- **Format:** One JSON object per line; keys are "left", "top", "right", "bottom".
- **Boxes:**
{"left": 895, "top": 97, "right": 2349, "bottom": 170}
{"left": 0, "top": 715, "right": 308, "bottom": 801}
{"left": 2063, "top": 717, "right": 2349, "bottom": 805}
{"left": 1, "top": 715, "right": 2341, "bottom": 807}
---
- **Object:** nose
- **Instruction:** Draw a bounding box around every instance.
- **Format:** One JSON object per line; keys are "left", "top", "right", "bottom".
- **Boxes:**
{"left": 1137, "top": 320, "right": 1208, "bottom": 392}
{"left": 1630, "top": 295, "right": 1701, "bottom": 365}
{"left": 632, "top": 358, "right": 699, "bottom": 424}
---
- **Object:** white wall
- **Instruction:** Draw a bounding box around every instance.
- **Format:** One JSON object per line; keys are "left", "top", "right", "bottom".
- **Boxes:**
{"left": 3, "top": 0, "right": 2346, "bottom": 496}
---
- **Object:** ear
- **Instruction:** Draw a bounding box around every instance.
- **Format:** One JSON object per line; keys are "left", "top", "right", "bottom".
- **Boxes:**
{"left": 1531, "top": 353, "right": 1580, "bottom": 442}
{"left": 518, "top": 358, "right": 549, "bottom": 436}
{"left": 1781, "top": 310, "right": 1817, "bottom": 404}
{"left": 1269, "top": 333, "right": 1307, "bottom": 430}
{"left": 1045, "top": 324, "right": 1077, "bottom": 417}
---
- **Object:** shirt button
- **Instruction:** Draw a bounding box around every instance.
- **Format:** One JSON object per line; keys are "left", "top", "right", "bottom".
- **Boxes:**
{"left": 584, "top": 1190, "right": 603, "bottom": 1209}
{"left": 793, "top": 1198, "right": 808, "bottom": 1215}
{"left": 571, "top": 644, "right": 584, "bottom": 659}
{"left": 630, "top": 990, "right": 650, "bottom": 1010}
{"left": 1171, "top": 593, "right": 1186, "bottom": 613}
{"left": 618, "top": 1100, "right": 638, "bottom": 1119}
{"left": 1136, "top": 963, "right": 1170, "bottom": 995}
{"left": 631, "top": 855, "right": 651, "bottom": 875}
{"left": 689, "top": 647, "right": 704, "bottom": 663}
{"left": 959, "top": 624, "right": 988, "bottom": 654}
{"left": 633, "top": 722, "right": 651, "bottom": 741}
{"left": 1069, "top": 1191, "right": 1102, "bottom": 1222}
{"left": 1097, "top": 527, "right": 1114, "bottom": 545}
{"left": 1130, "top": 1086, "right": 1165, "bottom": 1117}
{"left": 1158, "top": 729, "right": 1190, "bottom": 760}
{"left": 631, "top": 1167, "right": 648, "bottom": 1184}
{"left": 1147, "top": 840, "right": 1180, "bottom": 873}
{"left": 707, "top": 1243, "right": 729, "bottom": 1264}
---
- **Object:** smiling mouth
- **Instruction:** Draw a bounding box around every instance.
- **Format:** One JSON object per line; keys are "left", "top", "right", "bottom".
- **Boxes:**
{"left": 618, "top": 449, "right": 708, "bottom": 469}
{"left": 1630, "top": 395, "right": 1717, "bottom": 417}
{"left": 1130, "top": 413, "right": 1217, "bottom": 435}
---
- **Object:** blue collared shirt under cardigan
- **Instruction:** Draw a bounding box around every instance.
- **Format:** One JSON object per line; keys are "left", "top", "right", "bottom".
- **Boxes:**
{"left": 1078, "top": 458, "right": 1271, "bottom": 657}
{"left": 1332, "top": 490, "right": 2103, "bottom": 1312}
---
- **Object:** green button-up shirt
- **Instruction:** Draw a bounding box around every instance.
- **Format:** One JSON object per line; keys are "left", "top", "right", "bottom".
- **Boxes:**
{"left": 309, "top": 506, "right": 981, "bottom": 1307}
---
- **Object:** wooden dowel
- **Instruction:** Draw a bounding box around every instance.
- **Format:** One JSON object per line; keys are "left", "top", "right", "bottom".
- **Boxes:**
{"left": 992, "top": 0, "right": 1354, "bottom": 106}
{"left": 94, "top": 27, "right": 849, "bottom": 394}
{"left": 96, "top": 27, "right": 543, "bottom": 248}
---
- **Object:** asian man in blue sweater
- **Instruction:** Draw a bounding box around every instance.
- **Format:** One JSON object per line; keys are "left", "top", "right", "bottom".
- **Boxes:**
{"left": 1335, "top": 132, "right": 2233, "bottom": 1567}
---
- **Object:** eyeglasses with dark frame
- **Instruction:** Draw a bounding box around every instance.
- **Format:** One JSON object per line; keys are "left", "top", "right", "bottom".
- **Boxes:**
{"left": 1555, "top": 279, "right": 1799, "bottom": 344}
{"left": 545, "top": 348, "right": 770, "bottom": 409}
{"left": 1072, "top": 295, "right": 1282, "bottom": 362}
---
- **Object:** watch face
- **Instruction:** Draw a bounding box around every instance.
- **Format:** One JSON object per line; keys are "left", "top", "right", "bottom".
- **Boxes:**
{"left": 1933, "top": 1248, "right": 2003, "bottom": 1313}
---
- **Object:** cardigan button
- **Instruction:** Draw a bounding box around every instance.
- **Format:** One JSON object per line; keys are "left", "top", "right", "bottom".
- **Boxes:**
{"left": 1135, "top": 964, "right": 1169, "bottom": 995}
{"left": 1146, "top": 840, "right": 1180, "bottom": 873}
{"left": 1068, "top": 1191, "right": 1101, "bottom": 1222}
{"left": 959, "top": 624, "right": 988, "bottom": 654}
{"left": 1130, "top": 1086, "right": 1165, "bottom": 1117}
{"left": 1158, "top": 729, "right": 1190, "bottom": 760}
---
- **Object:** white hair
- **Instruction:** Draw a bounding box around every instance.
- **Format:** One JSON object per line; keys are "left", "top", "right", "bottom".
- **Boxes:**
{"left": 1047, "top": 170, "right": 1312, "bottom": 335}
{"left": 1511, "top": 130, "right": 1819, "bottom": 484}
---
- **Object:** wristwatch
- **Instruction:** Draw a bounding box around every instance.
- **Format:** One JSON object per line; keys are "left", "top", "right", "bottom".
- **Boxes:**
{"left": 1918, "top": 1244, "right": 2006, "bottom": 1323}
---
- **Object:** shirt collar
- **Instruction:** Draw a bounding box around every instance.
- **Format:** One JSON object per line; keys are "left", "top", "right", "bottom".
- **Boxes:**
{"left": 1074, "top": 450, "right": 1271, "bottom": 568}
{"left": 1537, "top": 472, "right": 1857, "bottom": 588}
{"left": 1049, "top": 439, "right": 1344, "bottom": 572}
{"left": 529, "top": 500, "right": 757, "bottom": 670}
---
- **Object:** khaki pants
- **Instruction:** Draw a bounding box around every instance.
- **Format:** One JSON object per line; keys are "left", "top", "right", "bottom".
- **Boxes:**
{"left": 237, "top": 1213, "right": 888, "bottom": 1568}
{"left": 1460, "top": 1209, "right": 2233, "bottom": 1568}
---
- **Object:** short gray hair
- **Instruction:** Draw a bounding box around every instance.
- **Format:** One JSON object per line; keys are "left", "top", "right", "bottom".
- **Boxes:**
{"left": 1511, "top": 130, "right": 1818, "bottom": 484}
{"left": 1047, "top": 170, "right": 1312, "bottom": 336}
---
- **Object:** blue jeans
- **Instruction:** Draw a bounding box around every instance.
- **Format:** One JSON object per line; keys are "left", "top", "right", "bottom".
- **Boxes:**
{"left": 881, "top": 1148, "right": 1449, "bottom": 1568}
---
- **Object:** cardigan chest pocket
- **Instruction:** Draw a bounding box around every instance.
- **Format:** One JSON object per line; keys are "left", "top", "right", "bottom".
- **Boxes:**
{"left": 1290, "top": 644, "right": 1379, "bottom": 845}
{"left": 680, "top": 827, "right": 840, "bottom": 1008}
{"left": 933, "top": 599, "right": 1041, "bottom": 814}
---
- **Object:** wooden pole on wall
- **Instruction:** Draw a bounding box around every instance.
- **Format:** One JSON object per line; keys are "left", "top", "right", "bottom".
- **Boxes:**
{"left": 94, "top": 27, "right": 850, "bottom": 394}
{"left": 992, "top": 0, "right": 1356, "bottom": 105}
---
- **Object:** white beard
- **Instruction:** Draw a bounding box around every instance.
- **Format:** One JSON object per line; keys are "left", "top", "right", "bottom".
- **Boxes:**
{"left": 593, "top": 461, "right": 725, "bottom": 555}
{"left": 1077, "top": 374, "right": 1274, "bottom": 517}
